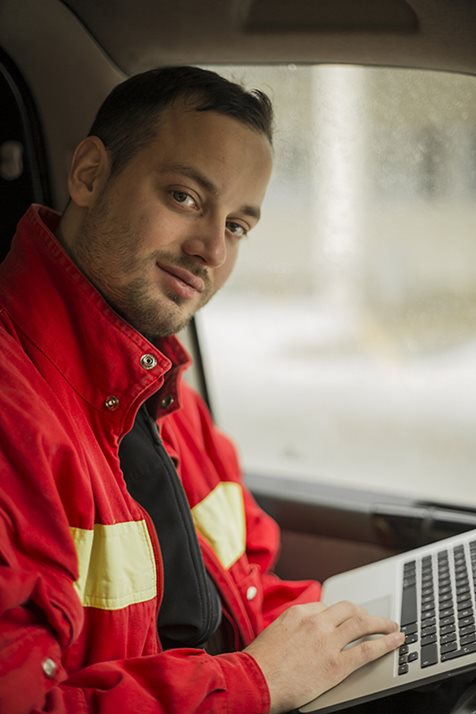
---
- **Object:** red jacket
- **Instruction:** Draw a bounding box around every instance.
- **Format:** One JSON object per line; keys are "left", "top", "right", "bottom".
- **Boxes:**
{"left": 0, "top": 205, "right": 321, "bottom": 713}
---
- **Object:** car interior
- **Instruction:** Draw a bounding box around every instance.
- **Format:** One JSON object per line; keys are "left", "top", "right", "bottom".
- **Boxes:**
{"left": 1, "top": 1, "right": 476, "bottom": 710}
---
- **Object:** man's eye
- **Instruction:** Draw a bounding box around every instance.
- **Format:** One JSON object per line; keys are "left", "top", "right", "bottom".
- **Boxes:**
{"left": 227, "top": 222, "right": 248, "bottom": 238}
{"left": 171, "top": 191, "right": 196, "bottom": 208}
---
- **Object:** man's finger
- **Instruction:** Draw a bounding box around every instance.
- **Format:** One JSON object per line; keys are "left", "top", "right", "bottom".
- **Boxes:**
{"left": 342, "top": 629, "right": 405, "bottom": 672}
{"left": 337, "top": 612, "right": 400, "bottom": 647}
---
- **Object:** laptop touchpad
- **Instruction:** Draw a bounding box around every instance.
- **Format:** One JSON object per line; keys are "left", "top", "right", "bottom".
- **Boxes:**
{"left": 343, "top": 596, "right": 394, "bottom": 650}
{"left": 360, "top": 595, "right": 393, "bottom": 619}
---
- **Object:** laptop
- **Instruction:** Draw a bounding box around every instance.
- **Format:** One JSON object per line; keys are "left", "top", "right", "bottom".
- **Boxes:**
{"left": 299, "top": 527, "right": 476, "bottom": 713}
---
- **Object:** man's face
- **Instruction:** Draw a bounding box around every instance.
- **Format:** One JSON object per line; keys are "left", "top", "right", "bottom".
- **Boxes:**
{"left": 68, "top": 104, "right": 273, "bottom": 338}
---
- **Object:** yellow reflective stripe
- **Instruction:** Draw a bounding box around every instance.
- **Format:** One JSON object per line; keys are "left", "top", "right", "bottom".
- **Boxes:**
{"left": 191, "top": 482, "right": 246, "bottom": 569}
{"left": 70, "top": 520, "right": 156, "bottom": 610}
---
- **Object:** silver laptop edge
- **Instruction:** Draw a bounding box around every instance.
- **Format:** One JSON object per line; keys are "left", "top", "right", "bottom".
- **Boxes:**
{"left": 299, "top": 528, "right": 476, "bottom": 713}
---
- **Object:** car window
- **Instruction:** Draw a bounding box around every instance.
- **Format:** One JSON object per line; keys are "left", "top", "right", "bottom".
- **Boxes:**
{"left": 197, "top": 65, "right": 476, "bottom": 508}
{"left": 0, "top": 51, "right": 51, "bottom": 260}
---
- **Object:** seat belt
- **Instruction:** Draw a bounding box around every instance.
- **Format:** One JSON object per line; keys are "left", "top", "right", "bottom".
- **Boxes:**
{"left": 118, "top": 404, "right": 222, "bottom": 649}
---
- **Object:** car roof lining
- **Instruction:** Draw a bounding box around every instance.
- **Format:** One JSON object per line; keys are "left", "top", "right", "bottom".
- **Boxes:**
{"left": 61, "top": 0, "right": 476, "bottom": 76}
{"left": 1, "top": 0, "right": 475, "bottom": 210}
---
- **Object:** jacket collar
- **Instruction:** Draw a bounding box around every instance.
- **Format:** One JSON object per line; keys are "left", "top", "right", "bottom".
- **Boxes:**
{"left": 0, "top": 205, "right": 191, "bottom": 431}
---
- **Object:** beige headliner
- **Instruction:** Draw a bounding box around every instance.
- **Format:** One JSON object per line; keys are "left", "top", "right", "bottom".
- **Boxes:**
{"left": 2, "top": 0, "right": 475, "bottom": 207}
{"left": 63, "top": 0, "right": 476, "bottom": 76}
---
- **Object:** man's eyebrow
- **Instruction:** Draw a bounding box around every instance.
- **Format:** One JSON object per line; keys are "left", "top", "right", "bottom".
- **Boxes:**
{"left": 161, "top": 163, "right": 218, "bottom": 195}
{"left": 159, "top": 163, "right": 261, "bottom": 221}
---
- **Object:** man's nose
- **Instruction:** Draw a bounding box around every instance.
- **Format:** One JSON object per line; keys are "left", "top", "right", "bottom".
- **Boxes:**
{"left": 182, "top": 217, "right": 228, "bottom": 268}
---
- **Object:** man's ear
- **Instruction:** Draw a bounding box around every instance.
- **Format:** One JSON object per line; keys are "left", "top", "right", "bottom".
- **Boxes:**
{"left": 67, "top": 136, "right": 111, "bottom": 208}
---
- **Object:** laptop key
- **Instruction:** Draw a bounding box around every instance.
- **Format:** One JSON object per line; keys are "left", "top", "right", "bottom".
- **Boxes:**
{"left": 440, "top": 624, "right": 456, "bottom": 635}
{"left": 421, "top": 643, "right": 438, "bottom": 667}
{"left": 401, "top": 581, "right": 417, "bottom": 626}
{"left": 440, "top": 615, "right": 455, "bottom": 626}
{"left": 440, "top": 632, "right": 457, "bottom": 644}
{"left": 441, "top": 641, "right": 458, "bottom": 654}
{"left": 439, "top": 591, "right": 453, "bottom": 608}
{"left": 441, "top": 642, "right": 476, "bottom": 662}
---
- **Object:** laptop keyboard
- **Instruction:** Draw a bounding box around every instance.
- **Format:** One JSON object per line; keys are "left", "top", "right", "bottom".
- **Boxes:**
{"left": 398, "top": 539, "right": 476, "bottom": 676}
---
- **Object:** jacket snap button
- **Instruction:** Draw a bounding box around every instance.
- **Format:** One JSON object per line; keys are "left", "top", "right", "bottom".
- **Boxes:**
{"left": 42, "top": 657, "right": 57, "bottom": 678}
{"left": 246, "top": 585, "right": 257, "bottom": 601}
{"left": 140, "top": 353, "right": 158, "bottom": 370}
{"left": 160, "top": 395, "right": 175, "bottom": 409}
{"left": 104, "top": 395, "right": 120, "bottom": 410}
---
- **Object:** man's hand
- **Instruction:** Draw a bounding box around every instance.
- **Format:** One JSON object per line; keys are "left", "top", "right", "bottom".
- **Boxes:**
{"left": 245, "top": 600, "right": 405, "bottom": 714}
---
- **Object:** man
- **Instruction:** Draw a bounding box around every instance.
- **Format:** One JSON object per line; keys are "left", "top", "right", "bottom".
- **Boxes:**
{"left": 0, "top": 66, "right": 403, "bottom": 713}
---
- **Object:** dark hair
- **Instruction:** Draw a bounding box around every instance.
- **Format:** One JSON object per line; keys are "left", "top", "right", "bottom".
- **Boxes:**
{"left": 89, "top": 65, "right": 274, "bottom": 176}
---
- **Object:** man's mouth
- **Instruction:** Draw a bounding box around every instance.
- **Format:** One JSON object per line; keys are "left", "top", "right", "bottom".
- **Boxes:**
{"left": 156, "top": 261, "right": 206, "bottom": 297}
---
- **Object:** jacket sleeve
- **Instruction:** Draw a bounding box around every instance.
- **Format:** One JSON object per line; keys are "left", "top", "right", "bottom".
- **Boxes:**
{"left": 0, "top": 521, "right": 269, "bottom": 714}
{"left": 0, "top": 594, "right": 269, "bottom": 714}
{"left": 0, "top": 343, "right": 270, "bottom": 714}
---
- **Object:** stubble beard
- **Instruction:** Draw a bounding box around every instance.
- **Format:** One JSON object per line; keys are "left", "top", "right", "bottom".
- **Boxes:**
{"left": 71, "top": 200, "right": 214, "bottom": 340}
{"left": 110, "top": 264, "right": 215, "bottom": 339}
